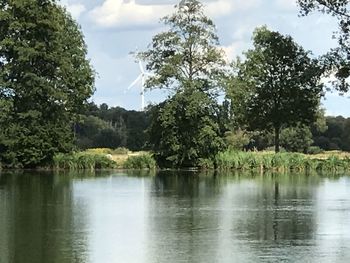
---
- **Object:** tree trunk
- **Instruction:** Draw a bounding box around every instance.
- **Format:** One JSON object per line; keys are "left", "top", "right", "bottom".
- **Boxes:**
{"left": 274, "top": 126, "right": 280, "bottom": 153}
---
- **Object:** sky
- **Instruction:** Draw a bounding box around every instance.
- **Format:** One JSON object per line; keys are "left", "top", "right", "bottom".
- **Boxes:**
{"left": 60, "top": 0, "right": 350, "bottom": 116}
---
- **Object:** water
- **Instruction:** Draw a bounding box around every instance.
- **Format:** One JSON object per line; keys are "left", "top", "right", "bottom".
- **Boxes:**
{"left": 1, "top": 171, "right": 350, "bottom": 263}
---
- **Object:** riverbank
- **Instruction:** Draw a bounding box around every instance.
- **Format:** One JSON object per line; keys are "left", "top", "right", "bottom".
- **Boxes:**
{"left": 2, "top": 148, "right": 350, "bottom": 172}
{"left": 51, "top": 149, "right": 350, "bottom": 172}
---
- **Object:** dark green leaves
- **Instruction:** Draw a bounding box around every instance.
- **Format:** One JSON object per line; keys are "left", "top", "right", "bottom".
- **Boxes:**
{"left": 0, "top": 0, "right": 94, "bottom": 167}
{"left": 141, "top": 0, "right": 226, "bottom": 167}
{"left": 228, "top": 27, "right": 324, "bottom": 152}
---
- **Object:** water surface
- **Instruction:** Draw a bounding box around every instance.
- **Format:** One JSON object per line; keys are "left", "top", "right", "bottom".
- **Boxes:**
{"left": 1, "top": 171, "right": 350, "bottom": 263}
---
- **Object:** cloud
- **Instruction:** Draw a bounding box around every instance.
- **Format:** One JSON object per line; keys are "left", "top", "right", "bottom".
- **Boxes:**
{"left": 59, "top": 1, "right": 86, "bottom": 19}
{"left": 89, "top": 0, "right": 171, "bottom": 28}
{"left": 66, "top": 3, "right": 86, "bottom": 19}
{"left": 275, "top": 0, "right": 297, "bottom": 11}
{"left": 90, "top": 0, "right": 262, "bottom": 28}
{"left": 222, "top": 40, "right": 248, "bottom": 61}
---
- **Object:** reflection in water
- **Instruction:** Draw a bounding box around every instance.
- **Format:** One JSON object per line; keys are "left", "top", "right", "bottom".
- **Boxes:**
{"left": 1, "top": 171, "right": 350, "bottom": 263}
{"left": 0, "top": 172, "right": 89, "bottom": 263}
{"left": 315, "top": 178, "right": 350, "bottom": 262}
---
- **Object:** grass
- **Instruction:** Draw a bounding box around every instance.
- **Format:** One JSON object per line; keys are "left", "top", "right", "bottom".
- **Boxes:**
{"left": 53, "top": 148, "right": 350, "bottom": 172}
{"left": 53, "top": 152, "right": 117, "bottom": 171}
{"left": 214, "top": 150, "right": 350, "bottom": 172}
{"left": 53, "top": 150, "right": 157, "bottom": 170}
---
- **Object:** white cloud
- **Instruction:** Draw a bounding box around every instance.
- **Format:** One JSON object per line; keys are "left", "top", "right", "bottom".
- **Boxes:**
{"left": 90, "top": 0, "right": 262, "bottom": 28}
{"left": 67, "top": 4, "right": 86, "bottom": 19}
{"left": 222, "top": 40, "right": 248, "bottom": 61}
{"left": 59, "top": 1, "right": 86, "bottom": 19}
{"left": 275, "top": 0, "right": 297, "bottom": 11}
{"left": 89, "top": 0, "right": 171, "bottom": 28}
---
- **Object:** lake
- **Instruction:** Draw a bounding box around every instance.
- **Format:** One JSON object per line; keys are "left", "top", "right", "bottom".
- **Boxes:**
{"left": 1, "top": 171, "right": 350, "bottom": 263}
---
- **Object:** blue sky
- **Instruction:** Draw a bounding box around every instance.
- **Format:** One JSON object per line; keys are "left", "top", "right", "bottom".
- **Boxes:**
{"left": 61, "top": 0, "right": 350, "bottom": 116}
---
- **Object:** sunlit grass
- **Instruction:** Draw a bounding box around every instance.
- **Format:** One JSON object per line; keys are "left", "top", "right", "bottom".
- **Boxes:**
{"left": 214, "top": 150, "right": 350, "bottom": 172}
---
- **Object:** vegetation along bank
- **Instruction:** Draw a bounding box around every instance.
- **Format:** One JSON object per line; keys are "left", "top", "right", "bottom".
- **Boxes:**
{"left": 1, "top": 0, "right": 350, "bottom": 170}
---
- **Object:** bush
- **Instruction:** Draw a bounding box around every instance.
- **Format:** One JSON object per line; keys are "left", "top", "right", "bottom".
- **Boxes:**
{"left": 198, "top": 158, "right": 215, "bottom": 170}
{"left": 307, "top": 146, "right": 324, "bottom": 154}
{"left": 123, "top": 154, "right": 157, "bottom": 169}
{"left": 224, "top": 129, "right": 250, "bottom": 150}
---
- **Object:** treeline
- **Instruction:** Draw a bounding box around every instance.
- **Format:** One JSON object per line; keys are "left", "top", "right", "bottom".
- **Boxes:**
{"left": 76, "top": 102, "right": 350, "bottom": 154}
{"left": 75, "top": 103, "right": 150, "bottom": 151}
{"left": 314, "top": 116, "right": 350, "bottom": 151}
{"left": 243, "top": 115, "right": 350, "bottom": 153}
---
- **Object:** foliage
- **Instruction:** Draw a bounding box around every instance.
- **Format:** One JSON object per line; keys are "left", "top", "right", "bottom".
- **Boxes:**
{"left": 0, "top": 0, "right": 94, "bottom": 168}
{"left": 53, "top": 152, "right": 117, "bottom": 170}
{"left": 298, "top": 0, "right": 350, "bottom": 92}
{"left": 312, "top": 115, "right": 350, "bottom": 151}
{"left": 140, "top": 0, "right": 227, "bottom": 167}
{"left": 280, "top": 124, "right": 313, "bottom": 153}
{"left": 76, "top": 103, "right": 149, "bottom": 151}
{"left": 224, "top": 129, "right": 251, "bottom": 150}
{"left": 123, "top": 154, "right": 157, "bottom": 169}
{"left": 307, "top": 146, "right": 324, "bottom": 154}
{"left": 139, "top": 0, "right": 226, "bottom": 92}
{"left": 148, "top": 90, "right": 225, "bottom": 167}
{"left": 228, "top": 26, "right": 324, "bottom": 152}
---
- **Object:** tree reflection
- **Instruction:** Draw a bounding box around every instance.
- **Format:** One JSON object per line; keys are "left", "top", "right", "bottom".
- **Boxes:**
{"left": 0, "top": 172, "right": 88, "bottom": 263}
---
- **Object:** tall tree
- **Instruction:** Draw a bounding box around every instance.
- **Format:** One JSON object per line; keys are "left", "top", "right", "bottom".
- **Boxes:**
{"left": 140, "top": 0, "right": 226, "bottom": 167}
{"left": 298, "top": 0, "right": 350, "bottom": 92}
{"left": 228, "top": 27, "right": 324, "bottom": 152}
{"left": 0, "top": 0, "right": 94, "bottom": 167}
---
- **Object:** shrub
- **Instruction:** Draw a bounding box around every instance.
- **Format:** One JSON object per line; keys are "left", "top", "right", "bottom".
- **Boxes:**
{"left": 53, "top": 152, "right": 117, "bottom": 170}
{"left": 198, "top": 158, "right": 215, "bottom": 170}
{"left": 111, "top": 147, "right": 129, "bottom": 155}
{"left": 307, "top": 146, "right": 324, "bottom": 154}
{"left": 123, "top": 154, "right": 157, "bottom": 169}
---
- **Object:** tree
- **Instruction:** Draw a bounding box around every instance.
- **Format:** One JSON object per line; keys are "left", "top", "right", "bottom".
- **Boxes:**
{"left": 280, "top": 125, "right": 314, "bottom": 153}
{"left": 0, "top": 0, "right": 94, "bottom": 167}
{"left": 228, "top": 27, "right": 324, "bottom": 152}
{"left": 298, "top": 0, "right": 350, "bottom": 92}
{"left": 139, "top": 0, "right": 226, "bottom": 167}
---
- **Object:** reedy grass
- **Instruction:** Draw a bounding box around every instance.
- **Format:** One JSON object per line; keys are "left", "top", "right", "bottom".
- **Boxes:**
{"left": 53, "top": 152, "right": 117, "bottom": 170}
{"left": 214, "top": 150, "right": 350, "bottom": 172}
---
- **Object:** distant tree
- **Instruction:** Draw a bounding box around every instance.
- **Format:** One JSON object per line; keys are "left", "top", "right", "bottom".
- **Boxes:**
{"left": 280, "top": 125, "right": 313, "bottom": 153}
{"left": 0, "top": 0, "right": 94, "bottom": 167}
{"left": 224, "top": 129, "right": 251, "bottom": 150}
{"left": 139, "top": 0, "right": 226, "bottom": 167}
{"left": 341, "top": 118, "right": 350, "bottom": 151}
{"left": 228, "top": 27, "right": 324, "bottom": 152}
{"left": 298, "top": 0, "right": 350, "bottom": 92}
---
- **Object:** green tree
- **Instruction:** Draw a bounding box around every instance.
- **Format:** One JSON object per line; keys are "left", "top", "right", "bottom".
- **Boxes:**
{"left": 280, "top": 125, "right": 313, "bottom": 153}
{"left": 0, "top": 0, "right": 94, "bottom": 167}
{"left": 140, "top": 0, "right": 226, "bottom": 167}
{"left": 224, "top": 129, "right": 251, "bottom": 150}
{"left": 298, "top": 0, "right": 350, "bottom": 92}
{"left": 228, "top": 27, "right": 324, "bottom": 152}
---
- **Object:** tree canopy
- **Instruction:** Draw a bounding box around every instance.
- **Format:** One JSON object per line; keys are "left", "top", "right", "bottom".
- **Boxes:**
{"left": 228, "top": 27, "right": 324, "bottom": 152}
{"left": 298, "top": 0, "right": 350, "bottom": 92}
{"left": 140, "top": 0, "right": 227, "bottom": 167}
{"left": 0, "top": 0, "right": 94, "bottom": 167}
